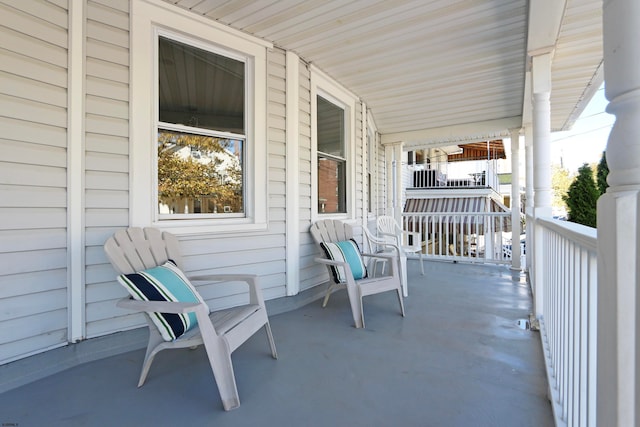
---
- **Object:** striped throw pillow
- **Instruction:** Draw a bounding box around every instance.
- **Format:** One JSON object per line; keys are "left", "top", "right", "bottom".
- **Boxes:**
{"left": 320, "top": 239, "right": 368, "bottom": 283}
{"left": 117, "top": 260, "right": 208, "bottom": 341}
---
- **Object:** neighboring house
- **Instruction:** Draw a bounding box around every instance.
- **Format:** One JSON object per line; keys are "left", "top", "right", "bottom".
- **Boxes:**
{"left": 1, "top": 3, "right": 639, "bottom": 424}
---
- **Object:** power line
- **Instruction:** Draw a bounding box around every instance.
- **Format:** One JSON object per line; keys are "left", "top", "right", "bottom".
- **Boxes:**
{"left": 552, "top": 124, "right": 613, "bottom": 143}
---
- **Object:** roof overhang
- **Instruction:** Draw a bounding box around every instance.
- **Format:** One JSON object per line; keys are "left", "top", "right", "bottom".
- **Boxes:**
{"left": 165, "top": 0, "right": 604, "bottom": 146}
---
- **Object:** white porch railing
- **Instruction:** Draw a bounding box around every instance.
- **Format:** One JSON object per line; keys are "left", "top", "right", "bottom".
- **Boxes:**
{"left": 409, "top": 159, "right": 500, "bottom": 192}
{"left": 535, "top": 217, "right": 598, "bottom": 427}
{"left": 401, "top": 211, "right": 513, "bottom": 264}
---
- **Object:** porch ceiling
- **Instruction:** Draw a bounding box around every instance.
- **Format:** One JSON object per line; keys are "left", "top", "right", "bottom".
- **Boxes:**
{"left": 167, "top": 0, "right": 603, "bottom": 146}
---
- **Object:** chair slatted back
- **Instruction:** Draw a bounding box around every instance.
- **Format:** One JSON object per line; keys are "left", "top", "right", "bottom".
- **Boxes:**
{"left": 104, "top": 227, "right": 184, "bottom": 275}
{"left": 377, "top": 216, "right": 403, "bottom": 246}
{"left": 310, "top": 219, "right": 354, "bottom": 245}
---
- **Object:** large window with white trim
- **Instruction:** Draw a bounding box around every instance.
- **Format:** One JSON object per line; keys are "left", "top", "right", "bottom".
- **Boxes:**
{"left": 157, "top": 36, "right": 245, "bottom": 218}
{"left": 130, "top": 1, "right": 269, "bottom": 232}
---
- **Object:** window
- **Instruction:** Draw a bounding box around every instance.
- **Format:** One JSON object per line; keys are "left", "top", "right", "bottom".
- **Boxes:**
{"left": 157, "top": 36, "right": 245, "bottom": 218}
{"left": 317, "top": 96, "right": 346, "bottom": 214}
{"left": 310, "top": 67, "right": 357, "bottom": 219}
{"left": 130, "top": 1, "right": 270, "bottom": 232}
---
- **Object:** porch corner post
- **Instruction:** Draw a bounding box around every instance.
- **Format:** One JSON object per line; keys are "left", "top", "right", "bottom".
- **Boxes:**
{"left": 531, "top": 52, "right": 553, "bottom": 319}
{"left": 597, "top": 0, "right": 640, "bottom": 425}
{"left": 509, "top": 128, "right": 522, "bottom": 270}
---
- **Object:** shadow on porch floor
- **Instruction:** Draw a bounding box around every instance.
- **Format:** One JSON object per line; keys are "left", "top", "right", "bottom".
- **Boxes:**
{"left": 0, "top": 261, "right": 553, "bottom": 427}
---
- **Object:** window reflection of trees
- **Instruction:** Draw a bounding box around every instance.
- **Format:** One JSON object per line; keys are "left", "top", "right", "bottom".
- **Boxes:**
{"left": 157, "top": 131, "right": 243, "bottom": 214}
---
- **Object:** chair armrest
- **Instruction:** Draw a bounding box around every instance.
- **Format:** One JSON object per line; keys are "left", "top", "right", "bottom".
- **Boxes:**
{"left": 314, "top": 257, "right": 349, "bottom": 268}
{"left": 188, "top": 273, "right": 264, "bottom": 306}
{"left": 117, "top": 297, "right": 203, "bottom": 314}
{"left": 360, "top": 252, "right": 397, "bottom": 261}
{"left": 403, "top": 230, "right": 421, "bottom": 239}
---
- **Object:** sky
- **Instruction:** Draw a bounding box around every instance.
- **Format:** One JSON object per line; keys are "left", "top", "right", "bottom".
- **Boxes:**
{"left": 550, "top": 84, "right": 614, "bottom": 172}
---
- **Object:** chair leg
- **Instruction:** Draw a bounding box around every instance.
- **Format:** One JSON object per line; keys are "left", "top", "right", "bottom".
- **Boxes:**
{"left": 321, "top": 283, "right": 336, "bottom": 308}
{"left": 203, "top": 337, "right": 240, "bottom": 411}
{"left": 137, "top": 327, "right": 165, "bottom": 387}
{"left": 264, "top": 322, "right": 278, "bottom": 359}
{"left": 194, "top": 306, "right": 240, "bottom": 411}
{"left": 396, "top": 288, "right": 405, "bottom": 317}
{"left": 419, "top": 253, "right": 425, "bottom": 275}
{"left": 347, "top": 284, "right": 365, "bottom": 328}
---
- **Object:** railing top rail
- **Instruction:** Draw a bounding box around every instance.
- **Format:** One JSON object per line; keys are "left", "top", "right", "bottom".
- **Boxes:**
{"left": 537, "top": 216, "right": 597, "bottom": 252}
{"left": 402, "top": 212, "right": 510, "bottom": 217}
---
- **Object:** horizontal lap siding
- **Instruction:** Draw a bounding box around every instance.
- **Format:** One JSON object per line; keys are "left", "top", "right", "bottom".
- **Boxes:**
{"left": 83, "top": 0, "right": 134, "bottom": 338}
{"left": 0, "top": 0, "right": 69, "bottom": 364}
{"left": 264, "top": 48, "right": 287, "bottom": 299}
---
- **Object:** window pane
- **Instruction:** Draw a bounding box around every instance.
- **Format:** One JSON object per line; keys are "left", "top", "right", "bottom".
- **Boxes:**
{"left": 158, "top": 130, "right": 244, "bottom": 215}
{"left": 317, "top": 96, "right": 344, "bottom": 157}
{"left": 318, "top": 157, "right": 346, "bottom": 213}
{"left": 159, "top": 37, "right": 245, "bottom": 134}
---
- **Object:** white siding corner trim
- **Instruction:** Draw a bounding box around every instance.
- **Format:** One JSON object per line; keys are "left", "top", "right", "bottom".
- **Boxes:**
{"left": 67, "top": 0, "right": 86, "bottom": 342}
{"left": 285, "top": 51, "right": 300, "bottom": 296}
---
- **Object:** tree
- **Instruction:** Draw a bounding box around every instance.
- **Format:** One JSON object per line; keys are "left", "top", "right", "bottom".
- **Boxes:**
{"left": 563, "top": 163, "right": 599, "bottom": 227}
{"left": 596, "top": 151, "right": 609, "bottom": 196}
{"left": 551, "top": 164, "right": 572, "bottom": 212}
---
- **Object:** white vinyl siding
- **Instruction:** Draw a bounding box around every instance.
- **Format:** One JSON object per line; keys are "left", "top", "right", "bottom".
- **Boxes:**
{"left": 264, "top": 47, "right": 287, "bottom": 299}
{"left": 0, "top": 0, "right": 377, "bottom": 368}
{"left": 83, "top": 0, "right": 133, "bottom": 338}
{"left": 0, "top": 0, "right": 69, "bottom": 364}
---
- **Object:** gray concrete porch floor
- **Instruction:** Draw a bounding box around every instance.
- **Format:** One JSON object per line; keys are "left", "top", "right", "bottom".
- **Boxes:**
{"left": 0, "top": 261, "right": 553, "bottom": 427}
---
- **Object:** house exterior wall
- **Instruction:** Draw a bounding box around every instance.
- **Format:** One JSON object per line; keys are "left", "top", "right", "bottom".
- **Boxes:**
{"left": 83, "top": 0, "right": 133, "bottom": 339}
{"left": 0, "top": 0, "right": 70, "bottom": 364}
{"left": 0, "top": 0, "right": 375, "bottom": 365}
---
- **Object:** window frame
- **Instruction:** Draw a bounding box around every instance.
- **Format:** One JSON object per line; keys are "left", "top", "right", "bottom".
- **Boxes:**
{"left": 130, "top": 0, "right": 270, "bottom": 234}
{"left": 310, "top": 66, "right": 357, "bottom": 221}
{"left": 155, "top": 33, "right": 247, "bottom": 220}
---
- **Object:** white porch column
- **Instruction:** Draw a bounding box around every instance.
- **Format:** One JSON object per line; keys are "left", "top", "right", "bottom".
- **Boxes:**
{"left": 381, "top": 140, "right": 408, "bottom": 296}
{"left": 531, "top": 53, "right": 553, "bottom": 319}
{"left": 384, "top": 143, "right": 394, "bottom": 216}
{"left": 509, "top": 129, "right": 522, "bottom": 270}
{"left": 597, "top": 0, "right": 640, "bottom": 425}
{"left": 383, "top": 141, "right": 404, "bottom": 220}
{"left": 524, "top": 125, "right": 534, "bottom": 271}
{"left": 393, "top": 142, "right": 404, "bottom": 222}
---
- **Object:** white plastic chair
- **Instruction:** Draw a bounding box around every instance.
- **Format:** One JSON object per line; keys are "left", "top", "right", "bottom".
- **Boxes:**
{"left": 362, "top": 226, "right": 400, "bottom": 277}
{"left": 310, "top": 219, "right": 405, "bottom": 328}
{"left": 104, "top": 227, "right": 277, "bottom": 411}
{"left": 377, "top": 216, "right": 425, "bottom": 296}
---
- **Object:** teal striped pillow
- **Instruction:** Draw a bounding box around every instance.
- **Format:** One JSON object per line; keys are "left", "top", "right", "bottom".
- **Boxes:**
{"left": 117, "top": 260, "right": 208, "bottom": 341}
{"left": 320, "top": 239, "right": 368, "bottom": 283}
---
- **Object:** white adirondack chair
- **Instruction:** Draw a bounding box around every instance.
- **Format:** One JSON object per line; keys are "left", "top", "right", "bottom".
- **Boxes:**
{"left": 309, "top": 219, "right": 405, "bottom": 328}
{"left": 377, "top": 215, "right": 425, "bottom": 296}
{"left": 104, "top": 227, "right": 277, "bottom": 411}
